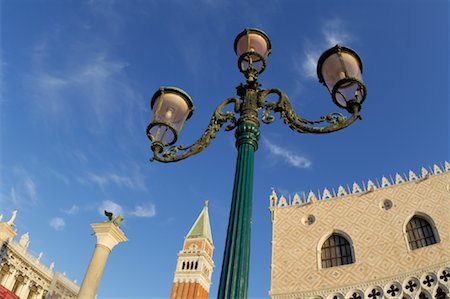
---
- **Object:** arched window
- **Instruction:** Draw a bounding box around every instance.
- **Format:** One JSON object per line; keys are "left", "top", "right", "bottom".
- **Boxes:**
{"left": 406, "top": 216, "right": 438, "bottom": 250}
{"left": 321, "top": 234, "right": 354, "bottom": 268}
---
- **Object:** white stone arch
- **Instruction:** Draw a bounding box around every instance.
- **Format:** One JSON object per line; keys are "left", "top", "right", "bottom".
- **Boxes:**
{"left": 402, "top": 212, "right": 441, "bottom": 251}
{"left": 316, "top": 229, "right": 356, "bottom": 270}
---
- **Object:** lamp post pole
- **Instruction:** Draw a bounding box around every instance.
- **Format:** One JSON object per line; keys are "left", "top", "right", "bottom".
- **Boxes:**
{"left": 146, "top": 28, "right": 367, "bottom": 299}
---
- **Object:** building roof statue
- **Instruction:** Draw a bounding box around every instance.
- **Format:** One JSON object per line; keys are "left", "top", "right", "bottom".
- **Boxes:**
{"left": 104, "top": 210, "right": 124, "bottom": 227}
{"left": 6, "top": 210, "right": 17, "bottom": 226}
{"left": 19, "top": 232, "right": 30, "bottom": 248}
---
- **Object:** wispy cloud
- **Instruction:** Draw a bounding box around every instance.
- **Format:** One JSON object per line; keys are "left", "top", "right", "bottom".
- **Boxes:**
{"left": 49, "top": 169, "right": 70, "bottom": 185}
{"left": 1, "top": 167, "right": 39, "bottom": 206}
{"left": 131, "top": 203, "right": 156, "bottom": 218}
{"left": 98, "top": 200, "right": 124, "bottom": 216}
{"left": 63, "top": 205, "right": 80, "bottom": 215}
{"left": 24, "top": 178, "right": 38, "bottom": 204}
{"left": 322, "top": 18, "right": 352, "bottom": 47}
{"left": 263, "top": 138, "right": 312, "bottom": 169}
{"left": 82, "top": 171, "right": 144, "bottom": 190}
{"left": 297, "top": 17, "right": 353, "bottom": 79}
{"left": 49, "top": 217, "right": 66, "bottom": 231}
{"left": 27, "top": 25, "right": 145, "bottom": 135}
{"left": 97, "top": 200, "right": 156, "bottom": 219}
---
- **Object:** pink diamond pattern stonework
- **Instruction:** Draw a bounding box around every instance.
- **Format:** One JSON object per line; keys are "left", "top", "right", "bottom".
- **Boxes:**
{"left": 269, "top": 167, "right": 449, "bottom": 299}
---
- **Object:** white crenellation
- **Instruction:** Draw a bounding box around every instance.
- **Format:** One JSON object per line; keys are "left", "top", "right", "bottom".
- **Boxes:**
{"left": 292, "top": 194, "right": 302, "bottom": 206}
{"left": 352, "top": 182, "right": 362, "bottom": 194}
{"left": 322, "top": 188, "right": 332, "bottom": 200}
{"left": 395, "top": 173, "right": 405, "bottom": 184}
{"left": 269, "top": 161, "right": 450, "bottom": 208}
{"left": 337, "top": 186, "right": 347, "bottom": 197}
{"left": 381, "top": 176, "right": 391, "bottom": 187}
{"left": 409, "top": 170, "right": 418, "bottom": 181}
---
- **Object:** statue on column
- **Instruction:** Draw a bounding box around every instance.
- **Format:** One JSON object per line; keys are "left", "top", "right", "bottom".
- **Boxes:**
{"left": 104, "top": 211, "right": 124, "bottom": 227}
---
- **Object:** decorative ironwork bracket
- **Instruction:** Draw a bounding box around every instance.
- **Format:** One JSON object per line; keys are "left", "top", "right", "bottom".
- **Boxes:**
{"left": 260, "top": 88, "right": 361, "bottom": 134}
{"left": 150, "top": 97, "right": 240, "bottom": 162}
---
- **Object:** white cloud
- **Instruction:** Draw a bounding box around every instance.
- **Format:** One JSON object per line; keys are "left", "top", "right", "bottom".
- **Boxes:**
{"left": 298, "top": 17, "right": 353, "bottom": 80}
{"left": 98, "top": 200, "right": 124, "bottom": 216}
{"left": 97, "top": 200, "right": 156, "bottom": 219}
{"left": 82, "top": 170, "right": 145, "bottom": 191}
{"left": 28, "top": 50, "right": 144, "bottom": 134}
{"left": 301, "top": 51, "right": 320, "bottom": 79}
{"left": 24, "top": 178, "right": 38, "bottom": 204}
{"left": 10, "top": 188, "right": 19, "bottom": 205}
{"left": 263, "top": 139, "right": 312, "bottom": 169}
{"left": 4, "top": 167, "right": 39, "bottom": 206}
{"left": 64, "top": 205, "right": 80, "bottom": 215}
{"left": 49, "top": 217, "right": 66, "bottom": 231}
{"left": 49, "top": 169, "right": 70, "bottom": 185}
{"left": 323, "top": 18, "right": 352, "bottom": 47}
{"left": 87, "top": 173, "right": 109, "bottom": 187}
{"left": 131, "top": 203, "right": 156, "bottom": 218}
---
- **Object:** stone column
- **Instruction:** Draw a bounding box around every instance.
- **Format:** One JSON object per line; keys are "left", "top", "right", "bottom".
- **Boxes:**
{"left": 18, "top": 277, "right": 31, "bottom": 299}
{"left": 77, "top": 222, "right": 127, "bottom": 299}
{"left": 3, "top": 267, "right": 17, "bottom": 290}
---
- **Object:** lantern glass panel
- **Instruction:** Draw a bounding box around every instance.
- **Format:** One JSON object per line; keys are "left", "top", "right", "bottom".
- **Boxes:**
{"left": 152, "top": 92, "right": 190, "bottom": 124}
{"left": 236, "top": 32, "right": 269, "bottom": 60}
{"left": 334, "top": 82, "right": 364, "bottom": 107}
{"left": 321, "top": 52, "right": 362, "bottom": 92}
{"left": 149, "top": 123, "right": 175, "bottom": 144}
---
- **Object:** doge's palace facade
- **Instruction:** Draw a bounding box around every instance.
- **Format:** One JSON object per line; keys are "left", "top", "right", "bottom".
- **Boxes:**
{"left": 0, "top": 212, "right": 79, "bottom": 299}
{"left": 269, "top": 162, "right": 450, "bottom": 299}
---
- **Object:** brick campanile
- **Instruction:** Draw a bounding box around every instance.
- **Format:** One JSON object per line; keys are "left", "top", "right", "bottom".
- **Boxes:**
{"left": 170, "top": 201, "right": 214, "bottom": 299}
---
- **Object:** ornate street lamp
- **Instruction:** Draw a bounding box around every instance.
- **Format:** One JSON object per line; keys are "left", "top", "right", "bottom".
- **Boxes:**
{"left": 147, "top": 28, "right": 367, "bottom": 298}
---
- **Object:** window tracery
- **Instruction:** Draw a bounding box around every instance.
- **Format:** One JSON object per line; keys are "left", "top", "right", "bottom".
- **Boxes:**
{"left": 321, "top": 234, "right": 354, "bottom": 268}
{"left": 406, "top": 216, "right": 438, "bottom": 250}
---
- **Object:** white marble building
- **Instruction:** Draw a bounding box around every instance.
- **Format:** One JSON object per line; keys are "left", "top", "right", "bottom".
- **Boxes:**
{"left": 0, "top": 211, "right": 79, "bottom": 299}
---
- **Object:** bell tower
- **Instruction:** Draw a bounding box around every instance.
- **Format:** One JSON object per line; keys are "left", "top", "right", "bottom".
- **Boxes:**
{"left": 170, "top": 201, "right": 214, "bottom": 299}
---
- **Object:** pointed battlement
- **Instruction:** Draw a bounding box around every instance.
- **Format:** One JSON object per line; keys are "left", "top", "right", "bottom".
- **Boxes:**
{"left": 269, "top": 161, "right": 450, "bottom": 208}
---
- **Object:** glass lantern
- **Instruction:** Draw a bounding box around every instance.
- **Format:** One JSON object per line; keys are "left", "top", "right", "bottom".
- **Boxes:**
{"left": 317, "top": 45, "right": 366, "bottom": 109}
{"left": 234, "top": 28, "right": 271, "bottom": 71}
{"left": 147, "top": 87, "right": 194, "bottom": 146}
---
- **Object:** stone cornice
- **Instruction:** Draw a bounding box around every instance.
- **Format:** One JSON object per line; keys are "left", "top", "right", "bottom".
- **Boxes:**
{"left": 2, "top": 240, "right": 53, "bottom": 280}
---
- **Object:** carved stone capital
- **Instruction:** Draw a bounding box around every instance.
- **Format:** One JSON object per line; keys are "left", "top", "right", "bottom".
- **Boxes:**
{"left": 91, "top": 222, "right": 128, "bottom": 251}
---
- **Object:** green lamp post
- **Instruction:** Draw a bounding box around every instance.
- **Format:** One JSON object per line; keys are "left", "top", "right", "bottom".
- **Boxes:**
{"left": 146, "top": 28, "right": 367, "bottom": 298}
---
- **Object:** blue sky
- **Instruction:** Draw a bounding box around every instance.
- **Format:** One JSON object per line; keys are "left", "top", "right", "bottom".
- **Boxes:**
{"left": 1, "top": 0, "right": 448, "bottom": 298}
